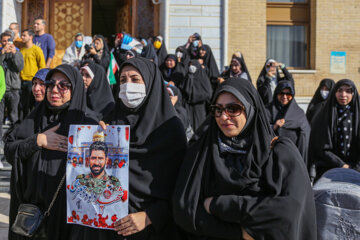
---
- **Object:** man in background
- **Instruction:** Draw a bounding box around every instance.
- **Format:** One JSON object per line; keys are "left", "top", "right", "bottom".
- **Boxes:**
{"left": 33, "top": 17, "right": 55, "bottom": 68}
{"left": 20, "top": 29, "right": 46, "bottom": 119}
{"left": 0, "top": 31, "right": 23, "bottom": 137}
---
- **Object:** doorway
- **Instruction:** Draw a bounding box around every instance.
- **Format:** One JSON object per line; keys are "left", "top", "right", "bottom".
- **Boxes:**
{"left": 92, "top": 0, "right": 130, "bottom": 49}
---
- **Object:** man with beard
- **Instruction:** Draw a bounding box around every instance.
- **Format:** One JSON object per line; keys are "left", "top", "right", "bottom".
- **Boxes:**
{"left": 76, "top": 141, "right": 120, "bottom": 194}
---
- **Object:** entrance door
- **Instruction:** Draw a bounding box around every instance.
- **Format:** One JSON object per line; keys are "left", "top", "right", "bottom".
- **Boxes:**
{"left": 48, "top": 0, "right": 92, "bottom": 67}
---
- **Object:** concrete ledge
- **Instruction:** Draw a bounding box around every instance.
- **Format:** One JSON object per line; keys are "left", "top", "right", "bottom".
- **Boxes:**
{"left": 289, "top": 69, "right": 317, "bottom": 74}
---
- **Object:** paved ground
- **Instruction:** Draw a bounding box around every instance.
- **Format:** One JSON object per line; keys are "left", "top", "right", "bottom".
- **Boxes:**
{"left": 0, "top": 193, "right": 9, "bottom": 239}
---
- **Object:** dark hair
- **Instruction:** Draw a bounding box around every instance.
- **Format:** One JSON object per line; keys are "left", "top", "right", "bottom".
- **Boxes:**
{"left": 22, "top": 29, "right": 35, "bottom": 38}
{"left": 89, "top": 141, "right": 108, "bottom": 157}
{"left": 0, "top": 31, "right": 12, "bottom": 40}
{"left": 34, "top": 17, "right": 46, "bottom": 25}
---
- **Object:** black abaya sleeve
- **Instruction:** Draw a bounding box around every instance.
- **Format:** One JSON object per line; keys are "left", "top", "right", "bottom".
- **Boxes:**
{"left": 145, "top": 200, "right": 170, "bottom": 233}
{"left": 281, "top": 66, "right": 294, "bottom": 85}
{"left": 295, "top": 121, "right": 311, "bottom": 165}
{"left": 257, "top": 76, "right": 272, "bottom": 105}
{"left": 4, "top": 132, "right": 41, "bottom": 165}
{"left": 209, "top": 138, "right": 316, "bottom": 240}
{"left": 322, "top": 150, "right": 346, "bottom": 168}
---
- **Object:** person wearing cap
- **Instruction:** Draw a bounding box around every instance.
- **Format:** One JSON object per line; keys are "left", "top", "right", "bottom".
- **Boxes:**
{"left": 63, "top": 33, "right": 90, "bottom": 68}
{"left": 32, "top": 68, "right": 50, "bottom": 104}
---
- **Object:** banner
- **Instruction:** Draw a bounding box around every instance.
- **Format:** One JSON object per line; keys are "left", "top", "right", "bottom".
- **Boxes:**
{"left": 66, "top": 125, "right": 129, "bottom": 229}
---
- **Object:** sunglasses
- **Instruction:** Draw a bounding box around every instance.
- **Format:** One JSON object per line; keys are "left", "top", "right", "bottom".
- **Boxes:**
{"left": 266, "top": 63, "right": 275, "bottom": 68}
{"left": 209, "top": 103, "right": 245, "bottom": 118}
{"left": 278, "top": 91, "right": 293, "bottom": 97}
{"left": 45, "top": 79, "right": 72, "bottom": 93}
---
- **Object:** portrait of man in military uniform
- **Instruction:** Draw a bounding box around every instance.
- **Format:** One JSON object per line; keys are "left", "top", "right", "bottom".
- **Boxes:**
{"left": 76, "top": 141, "right": 122, "bottom": 196}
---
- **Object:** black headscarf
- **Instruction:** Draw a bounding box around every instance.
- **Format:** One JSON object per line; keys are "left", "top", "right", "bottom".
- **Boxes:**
{"left": 166, "top": 84, "right": 189, "bottom": 129}
{"left": 266, "top": 80, "right": 310, "bottom": 165}
{"left": 82, "top": 60, "right": 115, "bottom": 119}
{"left": 153, "top": 36, "right": 168, "bottom": 67}
{"left": 256, "top": 58, "right": 294, "bottom": 105}
{"left": 175, "top": 46, "right": 190, "bottom": 71}
{"left": 173, "top": 77, "right": 316, "bottom": 240}
{"left": 159, "top": 54, "right": 186, "bottom": 86}
{"left": 197, "top": 44, "right": 219, "bottom": 88}
{"left": 140, "top": 39, "right": 158, "bottom": 65}
{"left": 102, "top": 57, "right": 187, "bottom": 238}
{"left": 5, "top": 64, "right": 98, "bottom": 239}
{"left": 179, "top": 59, "right": 213, "bottom": 131}
{"left": 220, "top": 54, "right": 252, "bottom": 82}
{"left": 306, "top": 78, "right": 335, "bottom": 123}
{"left": 309, "top": 79, "right": 360, "bottom": 179}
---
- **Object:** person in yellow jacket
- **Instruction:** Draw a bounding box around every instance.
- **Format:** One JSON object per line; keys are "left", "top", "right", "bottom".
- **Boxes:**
{"left": 20, "top": 29, "right": 46, "bottom": 120}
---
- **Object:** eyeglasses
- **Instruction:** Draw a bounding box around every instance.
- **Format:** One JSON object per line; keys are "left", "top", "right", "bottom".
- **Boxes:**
{"left": 336, "top": 88, "right": 352, "bottom": 94}
{"left": 45, "top": 79, "right": 72, "bottom": 93}
{"left": 209, "top": 103, "right": 245, "bottom": 118}
{"left": 278, "top": 91, "right": 292, "bottom": 97}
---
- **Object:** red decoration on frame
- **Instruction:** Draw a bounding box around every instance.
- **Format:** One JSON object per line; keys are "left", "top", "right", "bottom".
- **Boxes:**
{"left": 125, "top": 127, "right": 129, "bottom": 141}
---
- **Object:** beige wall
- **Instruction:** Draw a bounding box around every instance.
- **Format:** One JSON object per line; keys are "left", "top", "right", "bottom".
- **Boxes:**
{"left": 228, "top": 0, "right": 360, "bottom": 97}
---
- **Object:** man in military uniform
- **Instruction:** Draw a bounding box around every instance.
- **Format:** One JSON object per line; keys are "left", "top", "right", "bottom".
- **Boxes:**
{"left": 76, "top": 141, "right": 121, "bottom": 196}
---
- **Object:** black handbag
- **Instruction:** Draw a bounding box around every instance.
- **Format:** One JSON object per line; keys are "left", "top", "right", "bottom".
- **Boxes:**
{"left": 11, "top": 174, "right": 66, "bottom": 237}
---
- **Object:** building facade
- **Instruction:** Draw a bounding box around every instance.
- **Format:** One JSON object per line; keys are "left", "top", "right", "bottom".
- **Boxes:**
{"left": 1, "top": 0, "right": 359, "bottom": 100}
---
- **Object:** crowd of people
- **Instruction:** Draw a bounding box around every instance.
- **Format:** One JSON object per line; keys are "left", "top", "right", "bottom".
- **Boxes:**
{"left": 0, "top": 18, "right": 359, "bottom": 240}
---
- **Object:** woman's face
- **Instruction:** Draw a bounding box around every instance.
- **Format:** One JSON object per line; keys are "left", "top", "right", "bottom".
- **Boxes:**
{"left": 80, "top": 68, "right": 93, "bottom": 89}
{"left": 231, "top": 60, "right": 241, "bottom": 74}
{"left": 32, "top": 78, "right": 46, "bottom": 102}
{"left": 335, "top": 84, "right": 353, "bottom": 106}
{"left": 46, "top": 71, "right": 72, "bottom": 107}
{"left": 75, "top": 35, "right": 83, "bottom": 42}
{"left": 94, "top": 39, "right": 102, "bottom": 51}
{"left": 266, "top": 61, "right": 277, "bottom": 75}
{"left": 320, "top": 86, "right": 329, "bottom": 91}
{"left": 199, "top": 48, "right": 206, "bottom": 57}
{"left": 165, "top": 58, "right": 176, "bottom": 69}
{"left": 277, "top": 88, "right": 293, "bottom": 106}
{"left": 119, "top": 65, "right": 145, "bottom": 85}
{"left": 215, "top": 92, "right": 247, "bottom": 138}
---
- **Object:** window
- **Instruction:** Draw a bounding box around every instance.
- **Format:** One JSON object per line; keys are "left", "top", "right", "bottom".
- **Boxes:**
{"left": 267, "top": 0, "right": 310, "bottom": 68}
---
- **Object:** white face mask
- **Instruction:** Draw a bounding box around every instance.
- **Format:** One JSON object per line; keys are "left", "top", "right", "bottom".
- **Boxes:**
{"left": 119, "top": 82, "right": 146, "bottom": 108}
{"left": 189, "top": 65, "right": 197, "bottom": 74}
{"left": 176, "top": 51, "right": 183, "bottom": 58}
{"left": 320, "top": 90, "right": 329, "bottom": 100}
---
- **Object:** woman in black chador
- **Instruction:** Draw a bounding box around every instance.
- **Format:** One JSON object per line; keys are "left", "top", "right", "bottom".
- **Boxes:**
{"left": 218, "top": 53, "right": 252, "bottom": 83}
{"left": 71, "top": 57, "right": 187, "bottom": 240}
{"left": 80, "top": 60, "right": 115, "bottom": 119}
{"left": 306, "top": 78, "right": 335, "bottom": 123}
{"left": 179, "top": 59, "right": 213, "bottom": 132}
{"left": 159, "top": 54, "right": 186, "bottom": 86}
{"left": 173, "top": 77, "right": 316, "bottom": 240}
{"left": 265, "top": 80, "right": 310, "bottom": 165}
{"left": 309, "top": 79, "right": 360, "bottom": 180}
{"left": 256, "top": 58, "right": 293, "bottom": 105}
{"left": 5, "top": 64, "right": 98, "bottom": 240}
